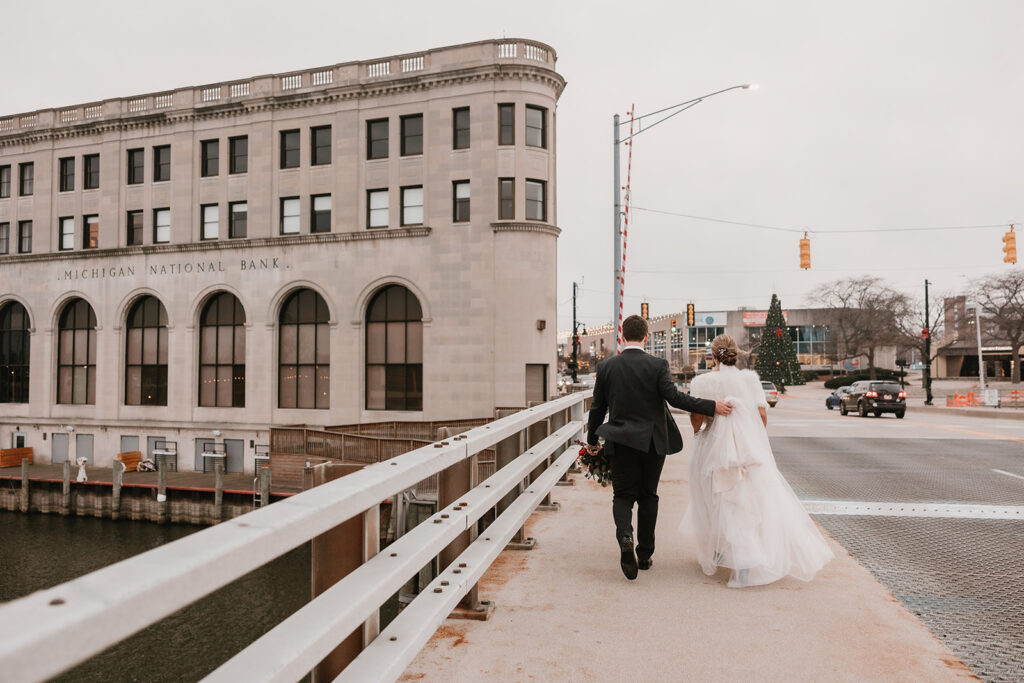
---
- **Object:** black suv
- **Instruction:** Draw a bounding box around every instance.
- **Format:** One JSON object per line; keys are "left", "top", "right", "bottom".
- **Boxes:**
{"left": 840, "top": 380, "right": 906, "bottom": 418}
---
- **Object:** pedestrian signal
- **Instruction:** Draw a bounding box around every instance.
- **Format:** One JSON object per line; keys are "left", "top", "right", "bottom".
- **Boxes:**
{"left": 1003, "top": 226, "right": 1017, "bottom": 264}
{"left": 641, "top": 302, "right": 649, "bottom": 319}
{"left": 799, "top": 233, "right": 811, "bottom": 270}
{"left": 686, "top": 303, "right": 695, "bottom": 326}
{"left": 670, "top": 319, "right": 678, "bottom": 332}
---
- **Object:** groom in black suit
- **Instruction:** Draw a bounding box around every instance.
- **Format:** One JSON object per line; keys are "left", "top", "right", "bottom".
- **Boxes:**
{"left": 587, "top": 314, "right": 733, "bottom": 579}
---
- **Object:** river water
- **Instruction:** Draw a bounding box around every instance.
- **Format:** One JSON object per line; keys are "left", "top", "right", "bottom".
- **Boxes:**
{"left": 0, "top": 510, "right": 310, "bottom": 681}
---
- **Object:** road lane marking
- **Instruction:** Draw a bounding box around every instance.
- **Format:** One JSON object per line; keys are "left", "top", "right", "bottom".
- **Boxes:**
{"left": 993, "top": 468, "right": 1024, "bottom": 481}
{"left": 773, "top": 406, "right": 1024, "bottom": 443}
{"left": 801, "top": 499, "right": 1024, "bottom": 519}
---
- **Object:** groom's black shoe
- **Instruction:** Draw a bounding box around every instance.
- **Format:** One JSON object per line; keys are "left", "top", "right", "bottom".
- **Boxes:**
{"left": 638, "top": 558, "right": 653, "bottom": 570}
{"left": 618, "top": 535, "right": 638, "bottom": 580}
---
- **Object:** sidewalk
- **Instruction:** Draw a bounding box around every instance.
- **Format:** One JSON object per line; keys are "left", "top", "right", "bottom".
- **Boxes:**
{"left": 403, "top": 431, "right": 973, "bottom": 682}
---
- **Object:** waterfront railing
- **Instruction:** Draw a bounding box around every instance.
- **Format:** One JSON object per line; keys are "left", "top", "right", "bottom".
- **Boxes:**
{"left": 0, "top": 390, "right": 589, "bottom": 682}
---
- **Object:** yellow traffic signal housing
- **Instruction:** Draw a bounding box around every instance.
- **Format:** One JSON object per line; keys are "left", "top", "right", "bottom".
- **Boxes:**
{"left": 641, "top": 302, "right": 649, "bottom": 319}
{"left": 670, "top": 318, "right": 677, "bottom": 332}
{"left": 1003, "top": 226, "right": 1017, "bottom": 264}
{"left": 686, "top": 303, "right": 695, "bottom": 326}
{"left": 799, "top": 233, "right": 811, "bottom": 270}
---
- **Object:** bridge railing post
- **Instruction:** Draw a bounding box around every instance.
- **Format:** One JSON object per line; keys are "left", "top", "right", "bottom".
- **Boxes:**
{"left": 310, "top": 462, "right": 379, "bottom": 682}
{"left": 437, "top": 428, "right": 493, "bottom": 619}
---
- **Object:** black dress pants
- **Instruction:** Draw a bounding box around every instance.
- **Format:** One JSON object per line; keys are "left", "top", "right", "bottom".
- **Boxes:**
{"left": 609, "top": 440, "right": 666, "bottom": 561}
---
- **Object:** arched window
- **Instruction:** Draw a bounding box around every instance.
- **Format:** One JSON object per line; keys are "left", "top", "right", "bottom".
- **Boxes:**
{"left": 0, "top": 302, "right": 30, "bottom": 403}
{"left": 199, "top": 292, "right": 246, "bottom": 407}
{"left": 366, "top": 285, "right": 422, "bottom": 410}
{"left": 125, "top": 296, "right": 168, "bottom": 406}
{"left": 57, "top": 298, "right": 97, "bottom": 405}
{"left": 279, "top": 289, "right": 329, "bottom": 409}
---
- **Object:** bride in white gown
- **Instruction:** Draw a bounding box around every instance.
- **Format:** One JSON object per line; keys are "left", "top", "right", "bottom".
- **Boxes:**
{"left": 682, "top": 334, "right": 834, "bottom": 588}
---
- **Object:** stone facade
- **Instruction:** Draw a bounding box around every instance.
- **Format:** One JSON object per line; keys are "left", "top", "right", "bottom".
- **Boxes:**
{"left": 0, "top": 39, "right": 564, "bottom": 472}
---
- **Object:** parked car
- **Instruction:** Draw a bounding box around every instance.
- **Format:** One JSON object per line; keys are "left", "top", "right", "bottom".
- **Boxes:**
{"left": 826, "top": 386, "right": 853, "bottom": 410}
{"left": 762, "top": 381, "right": 779, "bottom": 407}
{"left": 840, "top": 380, "right": 906, "bottom": 418}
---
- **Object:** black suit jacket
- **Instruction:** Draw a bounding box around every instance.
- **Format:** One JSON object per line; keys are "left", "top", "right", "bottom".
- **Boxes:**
{"left": 587, "top": 348, "right": 716, "bottom": 455}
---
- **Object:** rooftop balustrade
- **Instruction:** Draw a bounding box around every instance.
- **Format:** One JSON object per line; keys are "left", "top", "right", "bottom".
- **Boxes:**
{"left": 0, "top": 38, "right": 558, "bottom": 139}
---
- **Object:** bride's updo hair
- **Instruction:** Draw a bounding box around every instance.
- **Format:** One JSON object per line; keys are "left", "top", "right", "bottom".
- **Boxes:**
{"left": 711, "top": 334, "right": 740, "bottom": 366}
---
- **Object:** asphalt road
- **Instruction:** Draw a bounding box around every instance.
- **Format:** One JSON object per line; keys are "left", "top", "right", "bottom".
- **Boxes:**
{"left": 767, "top": 388, "right": 1024, "bottom": 683}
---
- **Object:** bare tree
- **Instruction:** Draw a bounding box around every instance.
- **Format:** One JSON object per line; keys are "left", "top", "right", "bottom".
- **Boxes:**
{"left": 813, "top": 277, "right": 910, "bottom": 379}
{"left": 972, "top": 270, "right": 1024, "bottom": 384}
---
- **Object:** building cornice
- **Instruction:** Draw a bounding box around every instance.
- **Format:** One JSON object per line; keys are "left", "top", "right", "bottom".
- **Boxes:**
{"left": 491, "top": 221, "right": 561, "bottom": 238}
{"left": 0, "top": 38, "right": 566, "bottom": 148}
{"left": 0, "top": 227, "right": 431, "bottom": 266}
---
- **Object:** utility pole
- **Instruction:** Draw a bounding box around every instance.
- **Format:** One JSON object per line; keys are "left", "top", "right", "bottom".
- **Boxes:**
{"left": 612, "top": 115, "right": 622, "bottom": 354}
{"left": 571, "top": 282, "right": 579, "bottom": 383}
{"left": 924, "top": 279, "right": 933, "bottom": 405}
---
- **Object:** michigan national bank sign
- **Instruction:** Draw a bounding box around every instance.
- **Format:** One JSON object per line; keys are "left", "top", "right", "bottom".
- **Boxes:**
{"left": 58, "top": 257, "right": 284, "bottom": 281}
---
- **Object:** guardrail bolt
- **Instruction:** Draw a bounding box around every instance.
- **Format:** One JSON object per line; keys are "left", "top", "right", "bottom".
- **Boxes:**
{"left": 390, "top": 636, "right": 398, "bottom": 641}
{"left": 433, "top": 587, "right": 443, "bottom": 593}
{"left": 453, "top": 569, "right": 462, "bottom": 574}
{"left": 441, "top": 513, "right": 449, "bottom": 518}
{"left": 459, "top": 562, "right": 467, "bottom": 567}
{"left": 441, "top": 580, "right": 450, "bottom": 586}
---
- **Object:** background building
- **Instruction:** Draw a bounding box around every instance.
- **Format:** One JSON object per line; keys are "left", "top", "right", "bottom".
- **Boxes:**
{"left": 934, "top": 296, "right": 1016, "bottom": 379}
{"left": 0, "top": 39, "right": 564, "bottom": 472}
{"left": 561, "top": 305, "right": 894, "bottom": 376}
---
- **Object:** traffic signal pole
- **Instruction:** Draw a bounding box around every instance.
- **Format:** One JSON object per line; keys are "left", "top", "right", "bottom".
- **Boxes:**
{"left": 924, "top": 279, "right": 933, "bottom": 405}
{"left": 571, "top": 281, "right": 579, "bottom": 383}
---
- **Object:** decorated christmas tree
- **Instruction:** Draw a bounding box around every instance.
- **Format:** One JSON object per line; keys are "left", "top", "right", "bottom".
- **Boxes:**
{"left": 754, "top": 293, "right": 804, "bottom": 392}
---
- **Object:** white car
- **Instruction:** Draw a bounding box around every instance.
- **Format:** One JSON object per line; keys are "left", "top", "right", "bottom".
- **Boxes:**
{"left": 761, "top": 381, "right": 779, "bottom": 407}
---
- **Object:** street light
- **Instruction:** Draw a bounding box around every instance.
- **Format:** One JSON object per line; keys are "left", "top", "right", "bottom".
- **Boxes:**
{"left": 612, "top": 84, "right": 755, "bottom": 353}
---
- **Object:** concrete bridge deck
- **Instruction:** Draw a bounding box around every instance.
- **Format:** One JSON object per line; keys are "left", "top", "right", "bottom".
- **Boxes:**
{"left": 405, "top": 408, "right": 975, "bottom": 682}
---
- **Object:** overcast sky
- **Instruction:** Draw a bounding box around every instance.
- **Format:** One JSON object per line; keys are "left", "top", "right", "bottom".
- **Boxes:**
{"left": 4, "top": 0, "right": 1022, "bottom": 333}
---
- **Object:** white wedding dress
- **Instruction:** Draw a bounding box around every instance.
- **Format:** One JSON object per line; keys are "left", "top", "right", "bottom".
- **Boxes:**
{"left": 682, "top": 365, "right": 834, "bottom": 587}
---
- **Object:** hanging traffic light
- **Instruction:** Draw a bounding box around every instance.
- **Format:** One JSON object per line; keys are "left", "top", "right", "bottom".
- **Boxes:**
{"left": 641, "top": 302, "right": 649, "bottom": 319}
{"left": 686, "top": 303, "right": 695, "bottom": 326}
{"left": 799, "top": 232, "right": 811, "bottom": 270}
{"left": 1003, "top": 226, "right": 1017, "bottom": 264}
{"left": 670, "top": 319, "right": 677, "bottom": 332}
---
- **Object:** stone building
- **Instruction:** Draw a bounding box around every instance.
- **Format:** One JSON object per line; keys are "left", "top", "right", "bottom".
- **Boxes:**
{"left": 0, "top": 38, "right": 564, "bottom": 472}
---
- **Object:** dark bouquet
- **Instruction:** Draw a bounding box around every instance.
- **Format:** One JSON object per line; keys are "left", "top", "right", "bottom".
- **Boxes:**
{"left": 574, "top": 439, "right": 612, "bottom": 487}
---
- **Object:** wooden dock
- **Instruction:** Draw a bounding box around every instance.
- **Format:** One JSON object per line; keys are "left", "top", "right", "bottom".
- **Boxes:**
{"left": 0, "top": 463, "right": 297, "bottom": 525}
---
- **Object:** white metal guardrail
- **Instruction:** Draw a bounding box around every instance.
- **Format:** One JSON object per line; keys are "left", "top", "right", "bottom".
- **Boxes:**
{"left": 0, "top": 391, "right": 590, "bottom": 682}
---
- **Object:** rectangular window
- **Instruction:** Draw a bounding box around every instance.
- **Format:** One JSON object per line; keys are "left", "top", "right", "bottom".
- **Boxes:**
{"left": 367, "top": 119, "right": 388, "bottom": 159}
{"left": 401, "top": 114, "right": 423, "bottom": 156}
{"left": 0, "top": 223, "right": 8, "bottom": 254}
{"left": 83, "top": 154, "right": 100, "bottom": 189}
{"left": 498, "top": 103, "right": 515, "bottom": 145}
{"left": 526, "top": 105, "right": 547, "bottom": 148}
{"left": 18, "top": 221, "right": 32, "bottom": 253}
{"left": 153, "top": 145, "right": 171, "bottom": 182}
{"left": 499, "top": 178, "right": 515, "bottom": 220}
{"left": 0, "top": 166, "right": 9, "bottom": 198}
{"left": 280, "top": 130, "right": 299, "bottom": 169}
{"left": 367, "top": 189, "right": 389, "bottom": 228}
{"left": 201, "top": 204, "right": 219, "bottom": 240}
{"left": 59, "top": 217, "right": 75, "bottom": 250}
{"left": 19, "top": 162, "right": 33, "bottom": 196}
{"left": 127, "top": 149, "right": 144, "bottom": 184}
{"left": 229, "top": 136, "right": 248, "bottom": 174}
{"left": 229, "top": 201, "right": 247, "bottom": 239}
{"left": 311, "top": 195, "right": 331, "bottom": 233}
{"left": 153, "top": 208, "right": 170, "bottom": 243}
{"left": 311, "top": 126, "right": 331, "bottom": 165}
{"left": 201, "top": 139, "right": 219, "bottom": 177}
{"left": 453, "top": 107, "right": 470, "bottom": 149}
{"left": 84, "top": 215, "right": 99, "bottom": 249}
{"left": 526, "top": 179, "right": 546, "bottom": 221}
{"left": 453, "top": 180, "right": 470, "bottom": 222}
{"left": 401, "top": 186, "right": 423, "bottom": 226}
{"left": 127, "top": 210, "right": 143, "bottom": 246}
{"left": 59, "top": 157, "right": 75, "bottom": 192}
{"left": 280, "top": 197, "right": 300, "bottom": 234}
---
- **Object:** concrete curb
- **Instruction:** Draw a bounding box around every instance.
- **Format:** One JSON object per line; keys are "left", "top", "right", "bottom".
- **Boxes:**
{"left": 911, "top": 405, "right": 1024, "bottom": 421}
